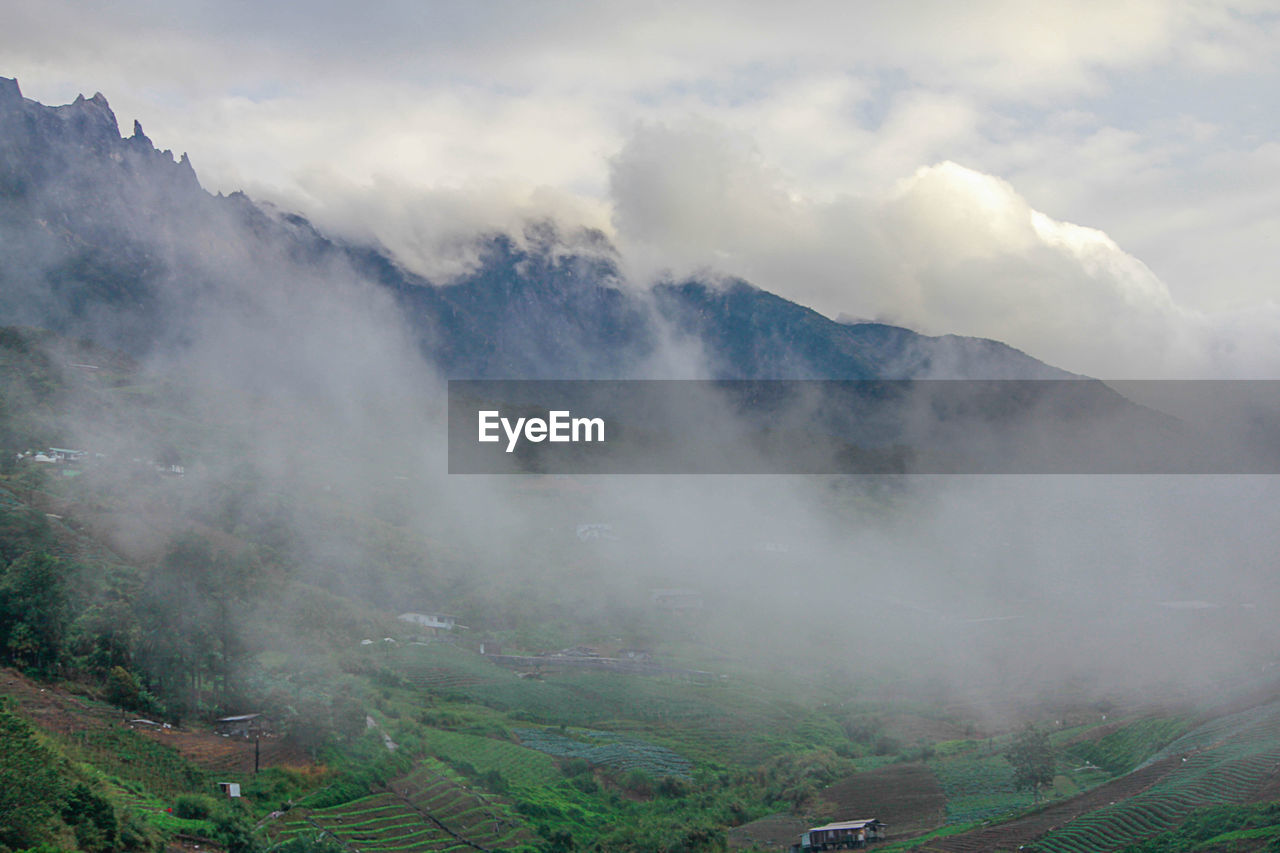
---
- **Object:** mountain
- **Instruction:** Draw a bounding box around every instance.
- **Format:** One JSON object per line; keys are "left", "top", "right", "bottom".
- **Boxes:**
{"left": 0, "top": 77, "right": 1068, "bottom": 382}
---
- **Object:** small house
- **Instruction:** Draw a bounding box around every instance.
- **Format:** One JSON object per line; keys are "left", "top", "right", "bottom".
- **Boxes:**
{"left": 398, "top": 612, "right": 459, "bottom": 631}
{"left": 795, "top": 819, "right": 885, "bottom": 851}
{"left": 214, "top": 713, "right": 270, "bottom": 738}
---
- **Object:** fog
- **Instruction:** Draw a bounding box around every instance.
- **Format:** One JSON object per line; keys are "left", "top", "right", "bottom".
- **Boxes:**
{"left": 27, "top": 244, "right": 1280, "bottom": 722}
{"left": 5, "top": 85, "right": 1280, "bottom": 739}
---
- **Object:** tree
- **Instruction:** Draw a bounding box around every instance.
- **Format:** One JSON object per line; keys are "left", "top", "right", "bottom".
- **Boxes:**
{"left": 1005, "top": 725, "right": 1056, "bottom": 802}
{"left": 0, "top": 552, "right": 71, "bottom": 673}
{"left": 104, "top": 666, "right": 155, "bottom": 714}
{"left": 137, "top": 534, "right": 258, "bottom": 713}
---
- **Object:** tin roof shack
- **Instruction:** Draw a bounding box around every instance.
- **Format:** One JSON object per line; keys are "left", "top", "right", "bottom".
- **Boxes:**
{"left": 215, "top": 713, "right": 270, "bottom": 738}
{"left": 397, "top": 612, "right": 466, "bottom": 641}
{"left": 794, "top": 819, "right": 886, "bottom": 851}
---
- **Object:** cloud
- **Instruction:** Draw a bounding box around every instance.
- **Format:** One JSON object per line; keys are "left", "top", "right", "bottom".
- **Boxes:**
{"left": 610, "top": 120, "right": 1280, "bottom": 378}
{"left": 272, "top": 172, "right": 614, "bottom": 283}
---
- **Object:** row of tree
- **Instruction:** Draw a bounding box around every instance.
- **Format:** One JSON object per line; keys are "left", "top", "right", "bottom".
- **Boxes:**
{"left": 1, "top": 495, "right": 382, "bottom": 773}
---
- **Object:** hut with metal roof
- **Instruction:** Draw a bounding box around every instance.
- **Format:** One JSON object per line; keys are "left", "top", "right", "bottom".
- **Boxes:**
{"left": 214, "top": 713, "right": 270, "bottom": 738}
{"left": 794, "top": 818, "right": 886, "bottom": 851}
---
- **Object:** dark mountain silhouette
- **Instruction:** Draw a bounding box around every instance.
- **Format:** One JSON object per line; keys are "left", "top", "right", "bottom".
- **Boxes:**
{"left": 0, "top": 77, "right": 1067, "bottom": 381}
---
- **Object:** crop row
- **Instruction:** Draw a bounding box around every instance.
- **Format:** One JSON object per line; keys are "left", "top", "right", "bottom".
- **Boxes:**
{"left": 314, "top": 811, "right": 422, "bottom": 832}
{"left": 402, "top": 670, "right": 487, "bottom": 689}
{"left": 1064, "top": 717, "right": 1189, "bottom": 775}
{"left": 392, "top": 763, "right": 537, "bottom": 849}
{"left": 944, "top": 792, "right": 1034, "bottom": 824}
{"left": 418, "top": 728, "right": 561, "bottom": 787}
{"left": 412, "top": 790, "right": 525, "bottom": 843}
{"left": 515, "top": 727, "right": 693, "bottom": 778}
{"left": 277, "top": 804, "right": 460, "bottom": 853}
{"left": 312, "top": 794, "right": 406, "bottom": 817}
{"left": 1142, "top": 698, "right": 1280, "bottom": 768}
{"left": 931, "top": 755, "right": 1020, "bottom": 798}
{"left": 1029, "top": 741, "right": 1280, "bottom": 853}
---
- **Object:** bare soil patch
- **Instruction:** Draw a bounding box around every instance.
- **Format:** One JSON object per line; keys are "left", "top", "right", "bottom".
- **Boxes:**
{"left": 817, "top": 761, "right": 947, "bottom": 838}
{"left": 0, "top": 667, "right": 119, "bottom": 733}
{"left": 727, "top": 814, "right": 808, "bottom": 850}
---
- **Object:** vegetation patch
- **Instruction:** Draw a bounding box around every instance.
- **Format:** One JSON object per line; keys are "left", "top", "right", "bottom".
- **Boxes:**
{"left": 417, "top": 727, "right": 561, "bottom": 787}
{"left": 515, "top": 726, "right": 693, "bottom": 779}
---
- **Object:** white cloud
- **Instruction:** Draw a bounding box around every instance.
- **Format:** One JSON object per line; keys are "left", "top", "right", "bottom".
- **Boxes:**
{"left": 610, "top": 121, "right": 1280, "bottom": 378}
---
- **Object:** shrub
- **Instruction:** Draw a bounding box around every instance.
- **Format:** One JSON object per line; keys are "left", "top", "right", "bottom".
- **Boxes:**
{"left": 655, "top": 775, "right": 689, "bottom": 798}
{"left": 172, "top": 794, "right": 217, "bottom": 820}
{"left": 61, "top": 784, "right": 118, "bottom": 852}
{"left": 104, "top": 667, "right": 156, "bottom": 714}
{"left": 560, "top": 758, "right": 592, "bottom": 778}
{"left": 569, "top": 773, "right": 599, "bottom": 795}
{"left": 117, "top": 809, "right": 161, "bottom": 853}
{"left": 480, "top": 768, "right": 509, "bottom": 793}
{"left": 622, "top": 769, "right": 653, "bottom": 798}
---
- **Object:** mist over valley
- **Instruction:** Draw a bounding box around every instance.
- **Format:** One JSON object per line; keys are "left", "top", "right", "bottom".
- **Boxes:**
{"left": 2, "top": 13, "right": 1280, "bottom": 848}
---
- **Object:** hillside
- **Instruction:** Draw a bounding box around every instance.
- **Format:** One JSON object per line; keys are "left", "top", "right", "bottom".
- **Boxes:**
{"left": 3, "top": 75, "right": 1280, "bottom": 853}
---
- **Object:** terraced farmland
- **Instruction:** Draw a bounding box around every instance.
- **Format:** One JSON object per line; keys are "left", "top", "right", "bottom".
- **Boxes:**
{"left": 931, "top": 753, "right": 1034, "bottom": 824}
{"left": 921, "top": 695, "right": 1280, "bottom": 853}
{"left": 1027, "top": 741, "right": 1280, "bottom": 853}
{"left": 393, "top": 645, "right": 509, "bottom": 694}
{"left": 1141, "top": 696, "right": 1280, "bottom": 768}
{"left": 1062, "top": 716, "right": 1190, "bottom": 775}
{"left": 393, "top": 763, "right": 537, "bottom": 850}
{"left": 418, "top": 729, "right": 561, "bottom": 787}
{"left": 918, "top": 755, "right": 1183, "bottom": 853}
{"left": 388, "top": 646, "right": 802, "bottom": 765}
{"left": 268, "top": 762, "right": 536, "bottom": 853}
{"left": 272, "top": 793, "right": 465, "bottom": 852}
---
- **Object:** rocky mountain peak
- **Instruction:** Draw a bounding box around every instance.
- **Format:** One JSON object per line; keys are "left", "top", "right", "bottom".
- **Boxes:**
{"left": 0, "top": 76, "right": 21, "bottom": 106}
{"left": 58, "top": 90, "right": 121, "bottom": 146}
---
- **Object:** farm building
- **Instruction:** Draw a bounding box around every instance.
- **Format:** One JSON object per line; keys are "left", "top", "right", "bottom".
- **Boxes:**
{"left": 398, "top": 612, "right": 461, "bottom": 632}
{"left": 28, "top": 448, "right": 87, "bottom": 464}
{"left": 794, "top": 818, "right": 885, "bottom": 851}
{"left": 214, "top": 713, "right": 270, "bottom": 738}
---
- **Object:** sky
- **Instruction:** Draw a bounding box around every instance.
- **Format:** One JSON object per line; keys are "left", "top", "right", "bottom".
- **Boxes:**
{"left": 4, "top": 0, "right": 1279, "bottom": 378}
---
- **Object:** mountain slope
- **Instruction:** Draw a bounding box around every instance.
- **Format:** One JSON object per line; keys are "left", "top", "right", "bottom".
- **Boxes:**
{"left": 0, "top": 77, "right": 1068, "bottom": 382}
